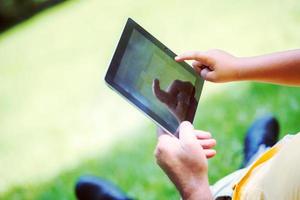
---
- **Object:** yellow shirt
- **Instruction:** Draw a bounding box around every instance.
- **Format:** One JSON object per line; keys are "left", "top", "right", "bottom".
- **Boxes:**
{"left": 233, "top": 133, "right": 300, "bottom": 200}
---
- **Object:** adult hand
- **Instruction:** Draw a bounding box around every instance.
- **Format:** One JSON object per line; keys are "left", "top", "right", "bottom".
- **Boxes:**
{"left": 175, "top": 49, "right": 240, "bottom": 83}
{"left": 155, "top": 122, "right": 216, "bottom": 200}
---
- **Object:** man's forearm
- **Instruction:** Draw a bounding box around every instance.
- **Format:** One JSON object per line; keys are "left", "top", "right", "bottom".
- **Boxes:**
{"left": 237, "top": 49, "right": 300, "bottom": 86}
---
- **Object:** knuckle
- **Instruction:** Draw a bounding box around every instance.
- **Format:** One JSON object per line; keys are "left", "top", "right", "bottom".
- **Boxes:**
{"left": 154, "top": 147, "right": 163, "bottom": 161}
{"left": 158, "top": 134, "right": 170, "bottom": 142}
{"left": 154, "top": 147, "right": 161, "bottom": 159}
{"left": 195, "top": 51, "right": 202, "bottom": 57}
{"left": 185, "top": 140, "right": 197, "bottom": 148}
{"left": 155, "top": 136, "right": 169, "bottom": 157}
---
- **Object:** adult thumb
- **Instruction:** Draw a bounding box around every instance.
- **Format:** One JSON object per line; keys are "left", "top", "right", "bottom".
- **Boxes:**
{"left": 179, "top": 121, "right": 195, "bottom": 143}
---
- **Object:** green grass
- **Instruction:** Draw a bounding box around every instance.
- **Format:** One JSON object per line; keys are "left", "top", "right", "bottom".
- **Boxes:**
{"left": 0, "top": 0, "right": 300, "bottom": 199}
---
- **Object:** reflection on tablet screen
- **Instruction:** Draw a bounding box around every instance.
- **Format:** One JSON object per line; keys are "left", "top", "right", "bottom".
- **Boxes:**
{"left": 114, "top": 29, "right": 197, "bottom": 133}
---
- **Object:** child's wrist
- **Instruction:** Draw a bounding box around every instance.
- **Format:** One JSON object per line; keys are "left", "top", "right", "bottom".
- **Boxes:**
{"left": 233, "top": 57, "right": 248, "bottom": 81}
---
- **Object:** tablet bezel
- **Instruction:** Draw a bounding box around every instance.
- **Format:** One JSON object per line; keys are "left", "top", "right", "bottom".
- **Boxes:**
{"left": 105, "top": 18, "right": 204, "bottom": 134}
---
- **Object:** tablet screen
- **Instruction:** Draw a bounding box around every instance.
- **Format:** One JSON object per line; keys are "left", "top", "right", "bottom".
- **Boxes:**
{"left": 106, "top": 19, "right": 203, "bottom": 134}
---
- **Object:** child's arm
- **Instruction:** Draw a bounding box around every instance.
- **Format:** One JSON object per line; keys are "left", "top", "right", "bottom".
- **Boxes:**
{"left": 175, "top": 49, "right": 300, "bottom": 86}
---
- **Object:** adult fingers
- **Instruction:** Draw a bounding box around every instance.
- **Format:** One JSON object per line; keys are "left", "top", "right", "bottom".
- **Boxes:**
{"left": 204, "top": 149, "right": 217, "bottom": 159}
{"left": 194, "top": 130, "right": 211, "bottom": 139}
{"left": 198, "top": 139, "right": 216, "bottom": 149}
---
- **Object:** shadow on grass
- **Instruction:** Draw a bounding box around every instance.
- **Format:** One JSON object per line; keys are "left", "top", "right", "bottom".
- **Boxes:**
{"left": 1, "top": 83, "right": 300, "bottom": 199}
{"left": 0, "top": 125, "right": 179, "bottom": 200}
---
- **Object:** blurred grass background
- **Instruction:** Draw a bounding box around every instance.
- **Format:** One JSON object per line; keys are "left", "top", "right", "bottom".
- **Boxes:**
{"left": 0, "top": 0, "right": 300, "bottom": 199}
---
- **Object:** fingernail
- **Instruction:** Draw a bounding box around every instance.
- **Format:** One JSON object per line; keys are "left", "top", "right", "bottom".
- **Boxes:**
{"left": 180, "top": 121, "right": 192, "bottom": 129}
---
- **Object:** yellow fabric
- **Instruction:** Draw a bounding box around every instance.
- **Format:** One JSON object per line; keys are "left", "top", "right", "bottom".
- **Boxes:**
{"left": 232, "top": 133, "right": 300, "bottom": 200}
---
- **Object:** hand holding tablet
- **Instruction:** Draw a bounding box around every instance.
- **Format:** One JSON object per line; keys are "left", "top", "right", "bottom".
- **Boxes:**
{"left": 105, "top": 18, "right": 204, "bottom": 135}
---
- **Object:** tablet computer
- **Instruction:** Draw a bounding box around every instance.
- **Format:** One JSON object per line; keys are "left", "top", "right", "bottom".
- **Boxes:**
{"left": 105, "top": 18, "right": 204, "bottom": 135}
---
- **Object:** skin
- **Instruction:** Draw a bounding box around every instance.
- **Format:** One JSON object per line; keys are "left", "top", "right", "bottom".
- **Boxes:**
{"left": 155, "top": 49, "right": 300, "bottom": 199}
{"left": 155, "top": 122, "right": 215, "bottom": 200}
{"left": 175, "top": 49, "right": 300, "bottom": 86}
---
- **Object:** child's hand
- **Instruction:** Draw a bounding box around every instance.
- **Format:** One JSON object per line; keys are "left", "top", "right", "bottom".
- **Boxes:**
{"left": 175, "top": 49, "right": 240, "bottom": 83}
